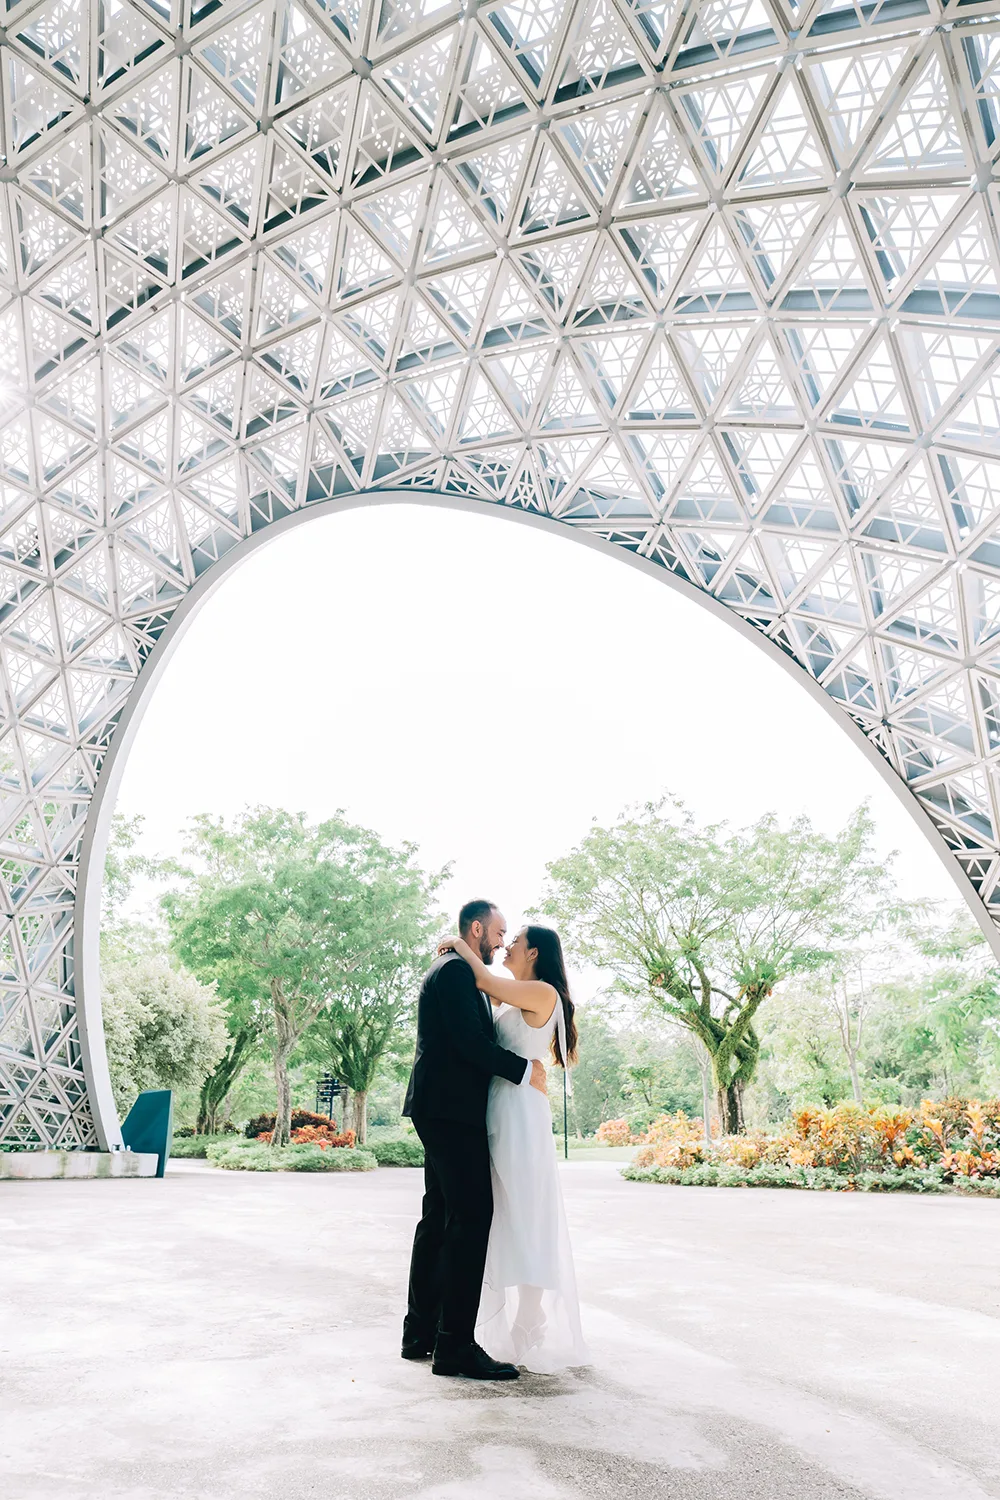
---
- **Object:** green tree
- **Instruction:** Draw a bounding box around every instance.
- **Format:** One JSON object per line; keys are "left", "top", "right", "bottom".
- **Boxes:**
{"left": 747, "top": 909, "right": 1000, "bottom": 1112}
{"left": 563, "top": 1004, "right": 628, "bottom": 1136}
{"left": 160, "top": 813, "right": 275, "bottom": 1134}
{"left": 863, "top": 917, "right": 1000, "bottom": 1101}
{"left": 100, "top": 813, "right": 228, "bottom": 1122}
{"left": 541, "top": 798, "right": 897, "bottom": 1133}
{"left": 101, "top": 956, "right": 227, "bottom": 1115}
{"left": 619, "top": 1030, "right": 704, "bottom": 1130}
{"left": 196, "top": 1024, "right": 261, "bottom": 1134}
{"left": 301, "top": 861, "right": 440, "bottom": 1144}
{"left": 164, "top": 807, "right": 439, "bottom": 1147}
{"left": 911, "top": 917, "right": 1000, "bottom": 1093}
{"left": 103, "top": 813, "right": 154, "bottom": 920}
{"left": 101, "top": 811, "right": 168, "bottom": 962}
{"left": 756, "top": 984, "right": 851, "bottom": 1111}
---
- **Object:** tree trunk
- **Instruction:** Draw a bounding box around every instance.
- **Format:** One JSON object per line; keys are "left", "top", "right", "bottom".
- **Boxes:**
{"left": 848, "top": 1053, "right": 863, "bottom": 1106}
{"left": 350, "top": 1089, "right": 367, "bottom": 1145}
{"left": 701, "top": 996, "right": 763, "bottom": 1138}
{"left": 716, "top": 1080, "right": 745, "bottom": 1135}
{"left": 272, "top": 1048, "right": 293, "bottom": 1147}
{"left": 197, "top": 1027, "right": 255, "bottom": 1135}
{"left": 269, "top": 979, "right": 297, "bottom": 1148}
{"left": 700, "top": 1060, "right": 713, "bottom": 1144}
{"left": 197, "top": 1089, "right": 219, "bottom": 1137}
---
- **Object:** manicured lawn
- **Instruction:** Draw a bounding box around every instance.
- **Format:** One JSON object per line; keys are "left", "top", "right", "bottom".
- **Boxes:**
{"left": 558, "top": 1141, "right": 637, "bottom": 1162}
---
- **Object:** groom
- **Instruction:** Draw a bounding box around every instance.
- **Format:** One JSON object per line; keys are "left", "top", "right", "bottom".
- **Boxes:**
{"left": 401, "top": 898, "right": 547, "bottom": 1380}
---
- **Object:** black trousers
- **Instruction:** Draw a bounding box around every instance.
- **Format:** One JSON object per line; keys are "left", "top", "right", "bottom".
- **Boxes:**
{"left": 404, "top": 1115, "right": 493, "bottom": 1348}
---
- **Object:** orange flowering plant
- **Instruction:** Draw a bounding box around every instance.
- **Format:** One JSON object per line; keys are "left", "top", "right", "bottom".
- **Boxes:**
{"left": 629, "top": 1098, "right": 1000, "bottom": 1182}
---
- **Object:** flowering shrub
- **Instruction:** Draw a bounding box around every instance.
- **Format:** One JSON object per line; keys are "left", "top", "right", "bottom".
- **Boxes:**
{"left": 633, "top": 1111, "right": 709, "bottom": 1169}
{"left": 717, "top": 1128, "right": 791, "bottom": 1170}
{"left": 595, "top": 1119, "right": 636, "bottom": 1146}
{"left": 782, "top": 1105, "right": 919, "bottom": 1173}
{"left": 294, "top": 1125, "right": 355, "bottom": 1148}
{"left": 624, "top": 1098, "right": 1000, "bottom": 1194}
{"left": 245, "top": 1109, "right": 347, "bottom": 1140}
{"left": 255, "top": 1125, "right": 356, "bottom": 1148}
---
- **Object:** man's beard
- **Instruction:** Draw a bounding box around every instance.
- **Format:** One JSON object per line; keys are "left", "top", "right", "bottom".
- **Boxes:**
{"left": 477, "top": 933, "right": 494, "bottom": 965}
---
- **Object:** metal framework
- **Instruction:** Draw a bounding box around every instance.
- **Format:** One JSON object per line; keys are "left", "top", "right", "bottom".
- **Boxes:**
{"left": 4, "top": 0, "right": 1000, "bottom": 1148}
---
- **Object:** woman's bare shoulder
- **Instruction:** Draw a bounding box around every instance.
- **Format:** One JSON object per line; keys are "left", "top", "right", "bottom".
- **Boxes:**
{"left": 522, "top": 982, "right": 559, "bottom": 1029}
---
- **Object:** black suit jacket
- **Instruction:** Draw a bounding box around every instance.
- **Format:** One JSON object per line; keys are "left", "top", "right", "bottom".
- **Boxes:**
{"left": 403, "top": 953, "right": 528, "bottom": 1126}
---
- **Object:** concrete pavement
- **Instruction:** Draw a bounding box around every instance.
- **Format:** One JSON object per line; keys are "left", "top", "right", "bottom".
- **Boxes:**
{"left": 1, "top": 1160, "right": 997, "bottom": 1499}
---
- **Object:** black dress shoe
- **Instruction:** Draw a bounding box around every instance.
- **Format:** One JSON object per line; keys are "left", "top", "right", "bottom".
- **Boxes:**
{"left": 432, "top": 1340, "right": 519, "bottom": 1380}
{"left": 401, "top": 1339, "right": 433, "bottom": 1361}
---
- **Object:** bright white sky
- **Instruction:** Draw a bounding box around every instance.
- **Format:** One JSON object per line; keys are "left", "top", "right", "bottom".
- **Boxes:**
{"left": 115, "top": 502, "right": 963, "bottom": 994}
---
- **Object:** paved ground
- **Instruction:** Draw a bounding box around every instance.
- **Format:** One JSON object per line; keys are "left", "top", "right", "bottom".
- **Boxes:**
{"left": 2, "top": 1161, "right": 998, "bottom": 1500}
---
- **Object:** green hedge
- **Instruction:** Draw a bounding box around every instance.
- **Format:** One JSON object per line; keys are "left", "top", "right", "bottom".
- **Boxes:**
{"left": 370, "top": 1137, "right": 424, "bottom": 1167}
{"left": 621, "top": 1162, "right": 950, "bottom": 1193}
{"left": 170, "top": 1134, "right": 233, "bottom": 1159}
{"left": 205, "top": 1140, "right": 377, "bottom": 1172}
{"left": 953, "top": 1177, "right": 1000, "bottom": 1197}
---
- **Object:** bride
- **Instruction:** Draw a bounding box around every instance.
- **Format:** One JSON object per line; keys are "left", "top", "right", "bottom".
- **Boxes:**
{"left": 437, "top": 923, "right": 590, "bottom": 1373}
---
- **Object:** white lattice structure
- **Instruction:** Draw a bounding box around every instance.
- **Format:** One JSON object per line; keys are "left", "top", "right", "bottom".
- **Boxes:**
{"left": 4, "top": 0, "right": 1000, "bottom": 1147}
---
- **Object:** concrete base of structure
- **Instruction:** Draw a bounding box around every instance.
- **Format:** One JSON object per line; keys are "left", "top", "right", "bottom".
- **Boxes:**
{"left": 0, "top": 1149, "right": 158, "bottom": 1180}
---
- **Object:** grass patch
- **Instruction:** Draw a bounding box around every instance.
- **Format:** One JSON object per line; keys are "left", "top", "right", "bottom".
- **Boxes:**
{"left": 561, "top": 1141, "right": 637, "bottom": 1161}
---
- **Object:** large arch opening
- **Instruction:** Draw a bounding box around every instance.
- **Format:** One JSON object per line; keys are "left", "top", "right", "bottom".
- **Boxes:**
{"left": 75, "top": 491, "right": 995, "bottom": 1150}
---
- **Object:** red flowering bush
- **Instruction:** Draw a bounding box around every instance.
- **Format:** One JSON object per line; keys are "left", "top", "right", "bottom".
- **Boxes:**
{"left": 595, "top": 1119, "right": 635, "bottom": 1146}
{"left": 246, "top": 1109, "right": 346, "bottom": 1140}
{"left": 255, "top": 1124, "right": 356, "bottom": 1149}
{"left": 292, "top": 1125, "right": 355, "bottom": 1149}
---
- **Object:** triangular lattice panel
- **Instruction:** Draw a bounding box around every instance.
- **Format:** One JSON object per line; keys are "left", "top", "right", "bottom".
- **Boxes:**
{"left": 4, "top": 0, "right": 1000, "bottom": 1146}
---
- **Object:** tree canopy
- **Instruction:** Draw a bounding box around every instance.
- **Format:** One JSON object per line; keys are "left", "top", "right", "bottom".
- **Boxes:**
{"left": 101, "top": 956, "right": 227, "bottom": 1116}
{"left": 163, "top": 807, "right": 441, "bottom": 1144}
{"left": 105, "top": 793, "right": 1000, "bottom": 1144}
{"left": 541, "top": 798, "right": 899, "bottom": 1132}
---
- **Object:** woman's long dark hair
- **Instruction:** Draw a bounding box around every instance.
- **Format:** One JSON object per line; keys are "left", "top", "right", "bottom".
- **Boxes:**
{"left": 524, "top": 924, "right": 578, "bottom": 1067}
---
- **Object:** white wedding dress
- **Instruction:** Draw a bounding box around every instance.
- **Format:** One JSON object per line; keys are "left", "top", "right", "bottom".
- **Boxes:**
{"left": 476, "top": 1001, "right": 590, "bottom": 1373}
